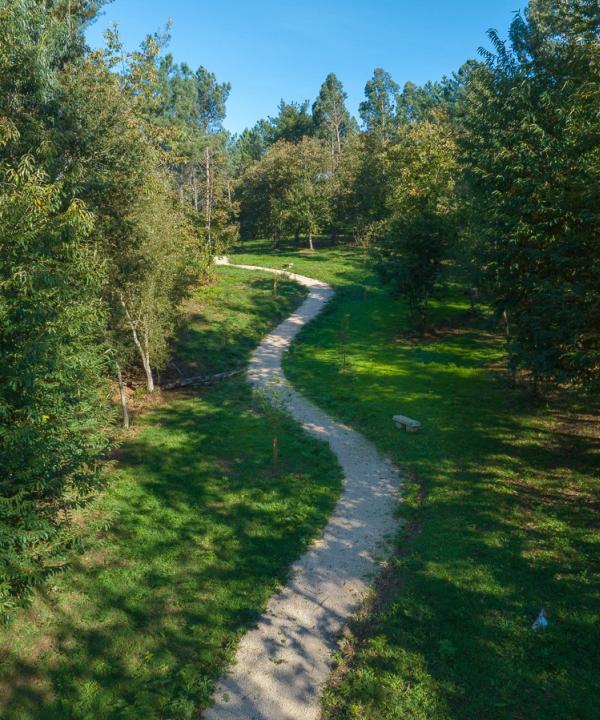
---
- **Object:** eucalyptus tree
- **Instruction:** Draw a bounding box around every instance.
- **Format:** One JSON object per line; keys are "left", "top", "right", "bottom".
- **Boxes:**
{"left": 462, "top": 0, "right": 600, "bottom": 387}
{"left": 359, "top": 68, "right": 400, "bottom": 142}
{"left": 344, "top": 68, "right": 400, "bottom": 241}
{"left": 312, "top": 73, "right": 353, "bottom": 166}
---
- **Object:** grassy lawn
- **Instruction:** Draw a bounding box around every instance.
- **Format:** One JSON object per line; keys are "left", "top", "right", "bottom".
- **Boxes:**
{"left": 234, "top": 240, "right": 600, "bottom": 720}
{"left": 0, "top": 266, "right": 342, "bottom": 720}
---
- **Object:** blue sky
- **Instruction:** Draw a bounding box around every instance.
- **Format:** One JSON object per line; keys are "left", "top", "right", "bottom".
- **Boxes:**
{"left": 86, "top": 0, "right": 525, "bottom": 134}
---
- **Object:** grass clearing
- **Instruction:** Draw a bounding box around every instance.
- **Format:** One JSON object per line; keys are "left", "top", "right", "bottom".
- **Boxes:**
{"left": 0, "top": 266, "right": 342, "bottom": 720}
{"left": 235, "top": 240, "right": 600, "bottom": 720}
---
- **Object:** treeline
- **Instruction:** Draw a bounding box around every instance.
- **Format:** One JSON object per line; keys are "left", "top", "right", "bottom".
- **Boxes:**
{"left": 0, "top": 0, "right": 237, "bottom": 611}
{"left": 233, "top": 0, "right": 599, "bottom": 390}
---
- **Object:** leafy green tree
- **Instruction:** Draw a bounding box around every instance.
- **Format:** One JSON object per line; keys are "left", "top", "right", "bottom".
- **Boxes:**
{"left": 395, "top": 80, "right": 446, "bottom": 123}
{"left": 237, "top": 138, "right": 331, "bottom": 248}
{"left": 462, "top": 0, "right": 600, "bottom": 386}
{"left": 286, "top": 136, "right": 332, "bottom": 250}
{"left": 0, "top": 1, "right": 110, "bottom": 610}
{"left": 374, "top": 116, "right": 459, "bottom": 323}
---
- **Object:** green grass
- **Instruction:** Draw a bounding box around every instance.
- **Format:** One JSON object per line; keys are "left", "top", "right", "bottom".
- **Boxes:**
{"left": 0, "top": 266, "right": 342, "bottom": 720}
{"left": 234, "top": 240, "right": 600, "bottom": 720}
{"left": 234, "top": 238, "right": 375, "bottom": 288}
{"left": 173, "top": 266, "right": 308, "bottom": 375}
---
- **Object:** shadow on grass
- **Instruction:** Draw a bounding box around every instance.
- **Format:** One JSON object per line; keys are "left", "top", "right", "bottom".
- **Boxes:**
{"left": 173, "top": 272, "right": 307, "bottom": 377}
{"left": 282, "top": 281, "right": 599, "bottom": 719}
{"left": 0, "top": 381, "right": 342, "bottom": 720}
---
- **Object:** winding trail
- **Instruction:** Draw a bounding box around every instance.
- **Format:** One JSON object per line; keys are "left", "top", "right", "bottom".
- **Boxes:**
{"left": 206, "top": 259, "right": 400, "bottom": 720}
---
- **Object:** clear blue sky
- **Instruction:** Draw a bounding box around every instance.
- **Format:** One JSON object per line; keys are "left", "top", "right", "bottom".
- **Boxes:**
{"left": 86, "top": 0, "right": 525, "bottom": 134}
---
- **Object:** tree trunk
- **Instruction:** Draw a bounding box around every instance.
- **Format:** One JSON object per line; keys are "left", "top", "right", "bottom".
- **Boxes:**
{"left": 205, "top": 146, "right": 212, "bottom": 248}
{"left": 502, "top": 308, "right": 511, "bottom": 340}
{"left": 192, "top": 170, "right": 199, "bottom": 211}
{"left": 179, "top": 166, "right": 185, "bottom": 206}
{"left": 141, "top": 327, "right": 154, "bottom": 393}
{"left": 308, "top": 230, "right": 314, "bottom": 251}
{"left": 116, "top": 362, "right": 130, "bottom": 429}
{"left": 503, "top": 309, "right": 517, "bottom": 388}
{"left": 120, "top": 296, "right": 155, "bottom": 393}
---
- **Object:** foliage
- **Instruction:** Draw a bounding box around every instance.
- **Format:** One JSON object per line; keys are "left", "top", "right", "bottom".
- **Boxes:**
{"left": 238, "top": 137, "right": 332, "bottom": 247}
{"left": 0, "top": 0, "right": 113, "bottom": 612}
{"left": 312, "top": 73, "right": 354, "bottom": 165}
{"left": 57, "top": 49, "right": 198, "bottom": 388}
{"left": 233, "top": 119, "right": 272, "bottom": 171}
{"left": 461, "top": 0, "right": 600, "bottom": 386}
{"left": 373, "top": 117, "right": 459, "bottom": 323}
{"left": 155, "top": 53, "right": 237, "bottom": 254}
{"left": 0, "top": 0, "right": 231, "bottom": 611}
{"left": 359, "top": 68, "right": 400, "bottom": 141}
{"left": 266, "top": 99, "right": 314, "bottom": 144}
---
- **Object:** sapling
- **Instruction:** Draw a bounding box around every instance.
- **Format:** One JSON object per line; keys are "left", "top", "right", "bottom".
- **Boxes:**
{"left": 254, "top": 383, "right": 289, "bottom": 474}
{"left": 337, "top": 313, "right": 351, "bottom": 372}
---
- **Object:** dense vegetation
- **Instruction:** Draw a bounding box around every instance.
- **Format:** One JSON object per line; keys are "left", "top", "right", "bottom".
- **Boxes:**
{"left": 234, "top": 0, "right": 599, "bottom": 392}
{"left": 0, "top": 0, "right": 238, "bottom": 612}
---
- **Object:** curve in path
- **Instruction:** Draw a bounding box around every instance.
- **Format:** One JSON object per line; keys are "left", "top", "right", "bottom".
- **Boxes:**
{"left": 206, "top": 259, "right": 400, "bottom": 720}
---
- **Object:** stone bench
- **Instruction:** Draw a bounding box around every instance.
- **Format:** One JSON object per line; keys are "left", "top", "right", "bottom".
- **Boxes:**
{"left": 393, "top": 415, "right": 421, "bottom": 432}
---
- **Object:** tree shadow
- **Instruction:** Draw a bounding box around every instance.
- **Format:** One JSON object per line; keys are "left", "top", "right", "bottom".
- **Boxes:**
{"left": 0, "top": 381, "right": 342, "bottom": 719}
{"left": 169, "top": 272, "right": 307, "bottom": 379}
{"left": 282, "top": 277, "right": 600, "bottom": 719}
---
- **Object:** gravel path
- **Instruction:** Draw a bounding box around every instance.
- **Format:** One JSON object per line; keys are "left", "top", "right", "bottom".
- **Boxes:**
{"left": 205, "top": 259, "right": 400, "bottom": 720}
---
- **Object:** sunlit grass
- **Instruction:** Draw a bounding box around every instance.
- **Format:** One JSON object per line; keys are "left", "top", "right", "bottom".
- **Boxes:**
{"left": 235, "top": 240, "right": 599, "bottom": 720}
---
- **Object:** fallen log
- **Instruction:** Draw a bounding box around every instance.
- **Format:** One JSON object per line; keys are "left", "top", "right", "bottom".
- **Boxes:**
{"left": 161, "top": 368, "right": 244, "bottom": 390}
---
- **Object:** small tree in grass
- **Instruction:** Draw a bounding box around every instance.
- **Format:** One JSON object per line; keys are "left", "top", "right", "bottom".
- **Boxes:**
{"left": 337, "top": 313, "right": 351, "bottom": 372}
{"left": 254, "top": 383, "right": 289, "bottom": 474}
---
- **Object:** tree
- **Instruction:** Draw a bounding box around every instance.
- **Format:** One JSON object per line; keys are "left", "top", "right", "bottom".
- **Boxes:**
{"left": 155, "top": 54, "right": 236, "bottom": 255}
{"left": 359, "top": 68, "right": 400, "bottom": 142}
{"left": 0, "top": 0, "right": 110, "bottom": 610}
{"left": 373, "top": 116, "right": 458, "bottom": 323}
{"left": 286, "top": 137, "right": 332, "bottom": 250}
{"left": 461, "top": 0, "right": 600, "bottom": 387}
{"left": 57, "top": 38, "right": 197, "bottom": 394}
{"left": 233, "top": 119, "right": 271, "bottom": 172}
{"left": 267, "top": 99, "right": 314, "bottom": 144}
{"left": 237, "top": 138, "right": 331, "bottom": 249}
{"left": 312, "top": 73, "right": 353, "bottom": 165}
